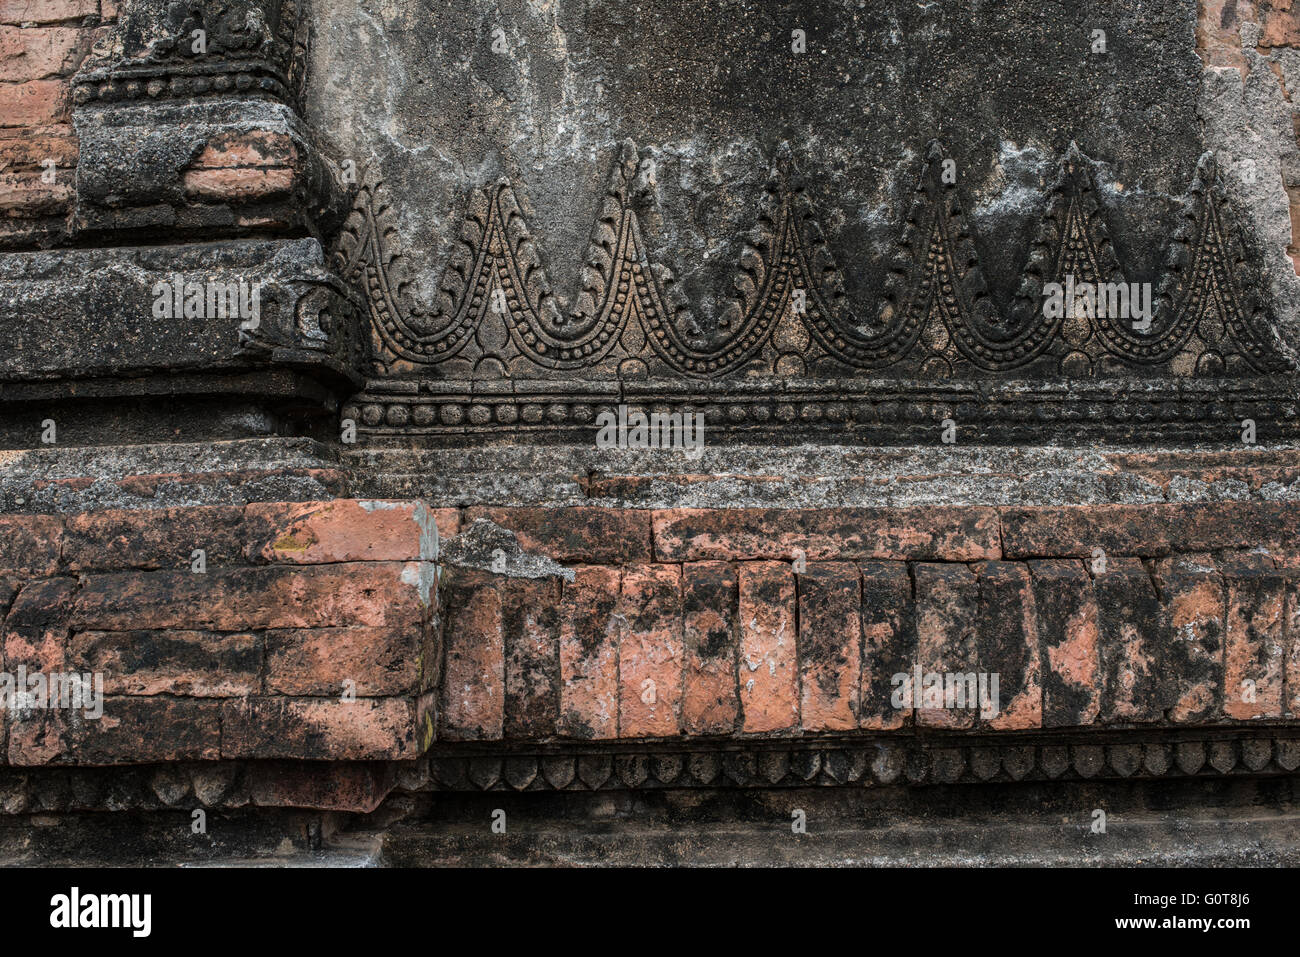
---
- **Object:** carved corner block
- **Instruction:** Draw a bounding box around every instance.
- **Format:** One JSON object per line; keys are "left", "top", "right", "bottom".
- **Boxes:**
{"left": 68, "top": 0, "right": 347, "bottom": 240}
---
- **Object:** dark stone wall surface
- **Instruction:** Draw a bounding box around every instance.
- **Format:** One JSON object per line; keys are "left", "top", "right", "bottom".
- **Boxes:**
{"left": 305, "top": 0, "right": 1209, "bottom": 329}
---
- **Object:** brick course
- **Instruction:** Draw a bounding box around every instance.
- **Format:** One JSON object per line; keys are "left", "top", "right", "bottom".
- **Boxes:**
{"left": 1, "top": 498, "right": 1299, "bottom": 766}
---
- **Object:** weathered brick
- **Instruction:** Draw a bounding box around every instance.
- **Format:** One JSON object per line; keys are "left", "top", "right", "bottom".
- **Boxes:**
{"left": 0, "top": 514, "right": 62, "bottom": 577}
{"left": 72, "top": 562, "right": 425, "bottom": 632}
{"left": 71, "top": 629, "right": 260, "bottom": 697}
{"left": 1094, "top": 558, "right": 1170, "bottom": 724}
{"left": 1001, "top": 503, "right": 1300, "bottom": 559}
{"left": 190, "top": 130, "right": 296, "bottom": 169}
{"left": 0, "top": 25, "right": 97, "bottom": 80}
{"left": 737, "top": 561, "right": 798, "bottom": 733}
{"left": 221, "top": 696, "right": 422, "bottom": 760}
{"left": 798, "top": 562, "right": 860, "bottom": 731}
{"left": 0, "top": 124, "right": 76, "bottom": 168}
{"left": 1028, "top": 559, "right": 1101, "bottom": 728}
{"left": 439, "top": 569, "right": 504, "bottom": 740}
{"left": 71, "top": 697, "right": 221, "bottom": 764}
{"left": 558, "top": 565, "right": 619, "bottom": 739}
{"left": 246, "top": 499, "right": 437, "bottom": 564}
{"left": 913, "top": 563, "right": 979, "bottom": 729}
{"left": 502, "top": 577, "right": 561, "bottom": 738}
{"left": 0, "top": 0, "right": 97, "bottom": 24}
{"left": 1221, "top": 553, "right": 1286, "bottom": 720}
{"left": 3, "top": 577, "right": 75, "bottom": 673}
{"left": 462, "top": 506, "right": 651, "bottom": 563}
{"left": 617, "top": 564, "right": 682, "bottom": 738}
{"left": 858, "top": 560, "right": 914, "bottom": 730}
{"left": 653, "top": 507, "right": 1000, "bottom": 562}
{"left": 1153, "top": 554, "right": 1224, "bottom": 723}
{"left": 265, "top": 626, "right": 417, "bottom": 697}
{"left": 181, "top": 166, "right": 295, "bottom": 202}
{"left": 974, "top": 561, "right": 1042, "bottom": 730}
{"left": 7, "top": 708, "right": 59, "bottom": 764}
{"left": 0, "top": 78, "right": 67, "bottom": 127}
{"left": 64, "top": 505, "right": 246, "bottom": 571}
{"left": 0, "top": 169, "right": 71, "bottom": 213}
{"left": 681, "top": 562, "right": 738, "bottom": 735}
{"left": 1258, "top": 0, "right": 1300, "bottom": 48}
{"left": 1197, "top": 0, "right": 1250, "bottom": 73}
{"left": 3, "top": 577, "right": 77, "bottom": 765}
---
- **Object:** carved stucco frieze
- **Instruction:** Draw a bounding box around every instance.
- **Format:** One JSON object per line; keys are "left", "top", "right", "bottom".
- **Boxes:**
{"left": 333, "top": 140, "right": 1300, "bottom": 441}
{"left": 335, "top": 140, "right": 1294, "bottom": 383}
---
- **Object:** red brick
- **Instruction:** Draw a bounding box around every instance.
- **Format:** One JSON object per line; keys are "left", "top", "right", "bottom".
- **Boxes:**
{"left": 71, "top": 629, "right": 260, "bottom": 697}
{"left": 1001, "top": 503, "right": 1300, "bottom": 559}
{"left": 0, "top": 25, "right": 97, "bottom": 80}
{"left": 858, "top": 560, "right": 914, "bottom": 730}
{"left": 1222, "top": 554, "right": 1286, "bottom": 720}
{"left": 681, "top": 562, "right": 739, "bottom": 735}
{"left": 502, "top": 577, "right": 561, "bottom": 738}
{"left": 1153, "top": 554, "right": 1225, "bottom": 723}
{"left": 1197, "top": 0, "right": 1250, "bottom": 73}
{"left": 246, "top": 499, "right": 437, "bottom": 564}
{"left": 3, "top": 577, "right": 76, "bottom": 765}
{"left": 617, "top": 564, "right": 682, "bottom": 738}
{"left": 181, "top": 166, "right": 294, "bottom": 202}
{"left": 0, "top": 169, "right": 70, "bottom": 213}
{"left": 265, "top": 626, "right": 418, "bottom": 697}
{"left": 737, "top": 561, "right": 798, "bottom": 733}
{"left": 463, "top": 506, "right": 650, "bottom": 563}
{"left": 913, "top": 564, "right": 980, "bottom": 729}
{"left": 3, "top": 577, "right": 75, "bottom": 673}
{"left": 798, "top": 562, "right": 861, "bottom": 731}
{"left": 0, "top": 78, "right": 67, "bottom": 127}
{"left": 1259, "top": 0, "right": 1300, "bottom": 47}
{"left": 70, "top": 697, "right": 220, "bottom": 764}
{"left": 190, "top": 130, "right": 296, "bottom": 169}
{"left": 0, "top": 0, "right": 97, "bottom": 25}
{"left": 221, "top": 696, "right": 422, "bottom": 761}
{"left": 559, "top": 566, "right": 618, "bottom": 738}
{"left": 64, "top": 505, "right": 246, "bottom": 571}
{"left": 558, "top": 566, "right": 620, "bottom": 739}
{"left": 72, "top": 562, "right": 425, "bottom": 632}
{"left": 974, "top": 561, "right": 1042, "bottom": 730}
{"left": 439, "top": 569, "right": 504, "bottom": 741}
{"left": 652, "top": 507, "right": 1000, "bottom": 562}
{"left": 0, "top": 514, "right": 62, "bottom": 576}
{"left": 0, "top": 124, "right": 76, "bottom": 168}
{"left": 1094, "top": 558, "right": 1170, "bottom": 724}
{"left": 430, "top": 508, "right": 460, "bottom": 542}
{"left": 7, "top": 708, "right": 58, "bottom": 764}
{"left": 1028, "top": 560, "right": 1101, "bottom": 728}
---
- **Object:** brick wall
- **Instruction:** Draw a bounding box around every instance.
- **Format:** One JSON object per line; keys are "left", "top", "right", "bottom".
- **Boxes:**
{"left": 1, "top": 488, "right": 1298, "bottom": 809}
{"left": 438, "top": 501, "right": 1300, "bottom": 742}
{"left": 4, "top": 495, "right": 1297, "bottom": 765}
{"left": 0, "top": 500, "right": 443, "bottom": 767}
{"left": 0, "top": 0, "right": 108, "bottom": 246}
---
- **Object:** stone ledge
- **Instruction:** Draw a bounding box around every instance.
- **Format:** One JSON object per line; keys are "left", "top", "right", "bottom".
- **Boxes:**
{"left": 0, "top": 238, "right": 361, "bottom": 387}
